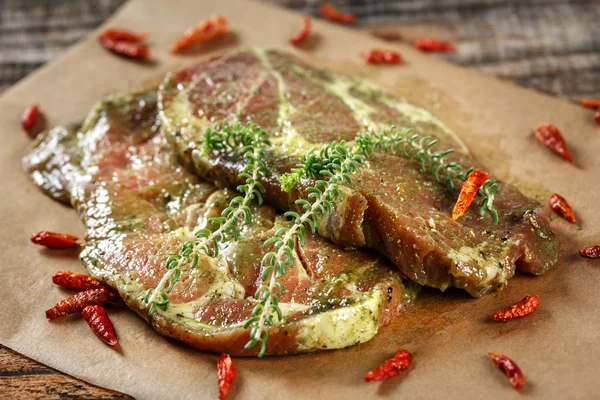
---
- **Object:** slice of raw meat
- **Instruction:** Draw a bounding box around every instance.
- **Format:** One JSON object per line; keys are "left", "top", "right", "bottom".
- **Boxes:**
{"left": 23, "top": 89, "right": 418, "bottom": 356}
{"left": 158, "top": 48, "right": 559, "bottom": 297}
{"left": 23, "top": 123, "right": 81, "bottom": 204}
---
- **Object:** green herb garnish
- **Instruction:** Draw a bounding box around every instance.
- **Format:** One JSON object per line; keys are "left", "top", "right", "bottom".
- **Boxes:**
{"left": 143, "top": 121, "right": 271, "bottom": 315}
{"left": 144, "top": 121, "right": 501, "bottom": 356}
{"left": 355, "top": 126, "right": 499, "bottom": 224}
{"left": 244, "top": 142, "right": 364, "bottom": 357}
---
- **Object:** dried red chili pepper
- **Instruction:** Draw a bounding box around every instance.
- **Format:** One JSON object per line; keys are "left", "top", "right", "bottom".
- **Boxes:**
{"left": 534, "top": 123, "right": 574, "bottom": 163}
{"left": 364, "top": 349, "right": 412, "bottom": 382}
{"left": 580, "top": 245, "right": 600, "bottom": 258}
{"left": 595, "top": 109, "right": 600, "bottom": 126}
{"left": 489, "top": 352, "right": 525, "bottom": 389}
{"left": 46, "top": 288, "right": 114, "bottom": 320}
{"left": 99, "top": 38, "right": 148, "bottom": 60}
{"left": 98, "top": 28, "right": 149, "bottom": 60}
{"left": 493, "top": 294, "right": 540, "bottom": 321}
{"left": 319, "top": 3, "right": 356, "bottom": 24}
{"left": 82, "top": 305, "right": 118, "bottom": 347}
{"left": 218, "top": 353, "right": 236, "bottom": 399}
{"left": 52, "top": 270, "right": 107, "bottom": 291}
{"left": 413, "top": 37, "right": 456, "bottom": 53}
{"left": 363, "top": 49, "right": 402, "bottom": 65}
{"left": 452, "top": 169, "right": 489, "bottom": 221}
{"left": 170, "top": 15, "right": 229, "bottom": 54}
{"left": 21, "top": 104, "right": 39, "bottom": 134}
{"left": 290, "top": 16, "right": 311, "bottom": 45}
{"left": 31, "top": 231, "right": 79, "bottom": 249}
{"left": 98, "top": 28, "right": 148, "bottom": 43}
{"left": 580, "top": 98, "right": 600, "bottom": 109}
{"left": 548, "top": 193, "right": 576, "bottom": 223}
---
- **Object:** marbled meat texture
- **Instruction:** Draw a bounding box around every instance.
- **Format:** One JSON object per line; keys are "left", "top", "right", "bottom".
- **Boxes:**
{"left": 158, "top": 48, "right": 559, "bottom": 297}
{"left": 23, "top": 88, "right": 419, "bottom": 356}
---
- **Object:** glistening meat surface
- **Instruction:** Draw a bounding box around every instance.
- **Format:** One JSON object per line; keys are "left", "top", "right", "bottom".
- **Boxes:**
{"left": 158, "top": 48, "right": 559, "bottom": 297}
{"left": 23, "top": 89, "right": 418, "bottom": 356}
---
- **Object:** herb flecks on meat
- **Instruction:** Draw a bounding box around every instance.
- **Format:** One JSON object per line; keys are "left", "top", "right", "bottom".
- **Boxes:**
{"left": 159, "top": 49, "right": 558, "bottom": 298}
{"left": 24, "top": 88, "right": 419, "bottom": 356}
{"left": 355, "top": 127, "right": 498, "bottom": 223}
{"left": 143, "top": 121, "right": 271, "bottom": 316}
{"left": 247, "top": 140, "right": 364, "bottom": 356}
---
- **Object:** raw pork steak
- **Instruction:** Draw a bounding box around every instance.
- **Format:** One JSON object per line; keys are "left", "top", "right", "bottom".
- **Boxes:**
{"left": 23, "top": 88, "right": 418, "bottom": 356}
{"left": 158, "top": 48, "right": 559, "bottom": 297}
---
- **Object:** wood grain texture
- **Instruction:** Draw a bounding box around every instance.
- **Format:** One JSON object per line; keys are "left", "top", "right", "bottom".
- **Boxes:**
{"left": 0, "top": 0, "right": 598, "bottom": 397}
{"left": 0, "top": 344, "right": 133, "bottom": 399}
{"left": 2, "top": 0, "right": 599, "bottom": 99}
{"left": 274, "top": 0, "right": 600, "bottom": 101}
{"left": 2, "top": 0, "right": 599, "bottom": 98}
{"left": 0, "top": 0, "right": 125, "bottom": 92}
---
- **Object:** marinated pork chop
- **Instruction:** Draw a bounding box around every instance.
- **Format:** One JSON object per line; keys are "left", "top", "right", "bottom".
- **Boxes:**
{"left": 158, "top": 48, "right": 559, "bottom": 297}
{"left": 23, "top": 89, "right": 418, "bottom": 356}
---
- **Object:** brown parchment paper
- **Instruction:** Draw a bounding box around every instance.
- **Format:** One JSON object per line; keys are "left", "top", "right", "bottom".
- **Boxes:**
{"left": 1, "top": 0, "right": 599, "bottom": 398}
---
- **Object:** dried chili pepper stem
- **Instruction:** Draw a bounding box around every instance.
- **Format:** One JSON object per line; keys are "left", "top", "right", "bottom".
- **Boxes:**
{"left": 534, "top": 123, "right": 574, "bottom": 163}
{"left": 452, "top": 169, "right": 489, "bottom": 221}
{"left": 31, "top": 231, "right": 79, "bottom": 249}
{"left": 579, "top": 246, "right": 600, "bottom": 258}
{"left": 82, "top": 305, "right": 118, "bottom": 347}
{"left": 52, "top": 270, "right": 107, "bottom": 291}
{"left": 290, "top": 16, "right": 311, "bottom": 45}
{"left": 21, "top": 104, "right": 39, "bottom": 134}
{"left": 319, "top": 3, "right": 356, "bottom": 24}
{"left": 364, "top": 349, "right": 412, "bottom": 382}
{"left": 493, "top": 294, "right": 540, "bottom": 321}
{"left": 46, "top": 288, "right": 114, "bottom": 320}
{"left": 489, "top": 352, "right": 525, "bottom": 389}
{"left": 218, "top": 353, "right": 236, "bottom": 399}
{"left": 363, "top": 49, "right": 402, "bottom": 65}
{"left": 170, "top": 16, "right": 229, "bottom": 54}
{"left": 548, "top": 193, "right": 576, "bottom": 223}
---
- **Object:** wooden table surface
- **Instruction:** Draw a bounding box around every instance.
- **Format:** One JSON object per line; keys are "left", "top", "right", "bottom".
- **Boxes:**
{"left": 1, "top": 0, "right": 598, "bottom": 398}
{"left": 1, "top": 0, "right": 598, "bottom": 98}
{"left": 0, "top": 345, "right": 132, "bottom": 399}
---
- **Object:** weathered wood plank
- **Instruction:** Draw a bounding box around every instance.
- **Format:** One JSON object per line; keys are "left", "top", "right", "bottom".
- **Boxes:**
{"left": 1, "top": 0, "right": 599, "bottom": 99}
{"left": 0, "top": 345, "right": 133, "bottom": 399}
{"left": 283, "top": 0, "right": 600, "bottom": 100}
{"left": 1, "top": 0, "right": 598, "bottom": 397}
{"left": 0, "top": 347, "right": 55, "bottom": 376}
{"left": 370, "top": 23, "right": 600, "bottom": 100}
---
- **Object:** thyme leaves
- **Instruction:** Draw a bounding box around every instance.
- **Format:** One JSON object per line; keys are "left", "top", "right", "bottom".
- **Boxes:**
{"left": 245, "top": 143, "right": 364, "bottom": 357}
{"left": 354, "top": 126, "right": 499, "bottom": 224}
{"left": 281, "top": 126, "right": 499, "bottom": 224}
{"left": 143, "top": 121, "right": 271, "bottom": 316}
{"left": 145, "top": 120, "right": 500, "bottom": 356}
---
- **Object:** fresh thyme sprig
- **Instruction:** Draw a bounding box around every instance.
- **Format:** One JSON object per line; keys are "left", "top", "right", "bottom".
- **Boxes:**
{"left": 478, "top": 180, "right": 499, "bottom": 224}
{"left": 281, "top": 127, "right": 499, "bottom": 223}
{"left": 354, "top": 126, "right": 499, "bottom": 224}
{"left": 244, "top": 142, "right": 364, "bottom": 357}
{"left": 143, "top": 121, "right": 271, "bottom": 315}
{"left": 355, "top": 127, "right": 470, "bottom": 189}
{"left": 143, "top": 120, "right": 500, "bottom": 355}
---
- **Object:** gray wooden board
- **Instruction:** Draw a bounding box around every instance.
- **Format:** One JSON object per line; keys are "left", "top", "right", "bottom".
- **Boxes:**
{"left": 1, "top": 0, "right": 599, "bottom": 100}
{"left": 1, "top": 0, "right": 600, "bottom": 398}
{"left": 0, "top": 344, "right": 133, "bottom": 399}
